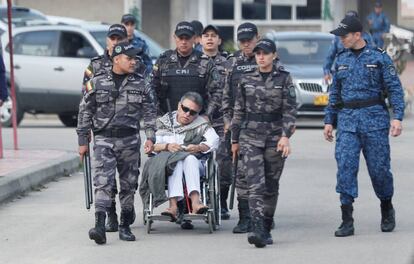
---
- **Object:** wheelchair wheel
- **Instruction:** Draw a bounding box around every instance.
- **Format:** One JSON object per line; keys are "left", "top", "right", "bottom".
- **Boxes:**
{"left": 208, "top": 212, "right": 214, "bottom": 234}
{"left": 208, "top": 159, "right": 220, "bottom": 231}
{"left": 147, "top": 220, "right": 153, "bottom": 234}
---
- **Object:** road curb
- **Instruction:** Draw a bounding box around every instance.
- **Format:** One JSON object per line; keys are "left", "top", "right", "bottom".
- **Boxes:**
{"left": 0, "top": 152, "right": 80, "bottom": 203}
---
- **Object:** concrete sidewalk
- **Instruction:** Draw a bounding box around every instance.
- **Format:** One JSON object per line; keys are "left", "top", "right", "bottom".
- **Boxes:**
{"left": 0, "top": 149, "right": 80, "bottom": 203}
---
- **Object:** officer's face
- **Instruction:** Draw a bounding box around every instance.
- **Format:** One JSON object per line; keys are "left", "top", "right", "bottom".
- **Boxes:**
{"left": 114, "top": 54, "right": 136, "bottom": 74}
{"left": 106, "top": 35, "right": 127, "bottom": 56}
{"left": 255, "top": 49, "right": 275, "bottom": 70}
{"left": 239, "top": 36, "right": 258, "bottom": 57}
{"left": 123, "top": 21, "right": 136, "bottom": 39}
{"left": 201, "top": 30, "right": 221, "bottom": 53}
{"left": 374, "top": 6, "right": 382, "bottom": 14}
{"left": 174, "top": 35, "right": 195, "bottom": 56}
{"left": 177, "top": 99, "right": 201, "bottom": 125}
{"left": 340, "top": 32, "right": 360, "bottom": 49}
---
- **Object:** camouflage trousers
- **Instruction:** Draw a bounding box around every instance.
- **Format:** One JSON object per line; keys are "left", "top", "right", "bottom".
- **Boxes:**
{"left": 335, "top": 128, "right": 393, "bottom": 205}
{"left": 93, "top": 134, "right": 141, "bottom": 213}
{"left": 240, "top": 129, "right": 285, "bottom": 220}
{"left": 212, "top": 124, "right": 233, "bottom": 188}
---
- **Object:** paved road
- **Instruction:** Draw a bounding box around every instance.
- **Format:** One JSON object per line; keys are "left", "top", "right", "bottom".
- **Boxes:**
{"left": 0, "top": 114, "right": 413, "bottom": 264}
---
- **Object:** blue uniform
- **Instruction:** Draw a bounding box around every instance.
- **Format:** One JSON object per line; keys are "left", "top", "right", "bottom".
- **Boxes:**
{"left": 366, "top": 12, "right": 390, "bottom": 48}
{"left": 130, "top": 34, "right": 153, "bottom": 73}
{"left": 0, "top": 54, "right": 7, "bottom": 102}
{"left": 323, "top": 32, "right": 374, "bottom": 76}
{"left": 324, "top": 45, "right": 404, "bottom": 205}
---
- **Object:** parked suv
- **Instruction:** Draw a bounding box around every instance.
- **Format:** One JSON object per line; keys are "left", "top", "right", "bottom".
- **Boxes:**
{"left": 1, "top": 24, "right": 164, "bottom": 126}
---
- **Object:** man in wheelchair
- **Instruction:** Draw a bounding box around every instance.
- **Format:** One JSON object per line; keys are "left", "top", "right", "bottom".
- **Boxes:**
{"left": 141, "top": 92, "right": 219, "bottom": 222}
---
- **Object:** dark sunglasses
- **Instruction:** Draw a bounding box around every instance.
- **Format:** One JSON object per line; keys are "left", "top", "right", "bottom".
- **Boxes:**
{"left": 180, "top": 104, "right": 199, "bottom": 116}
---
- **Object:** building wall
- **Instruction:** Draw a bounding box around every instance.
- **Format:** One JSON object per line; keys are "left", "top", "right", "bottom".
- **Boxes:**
{"left": 142, "top": 0, "right": 170, "bottom": 48}
{"left": 398, "top": 0, "right": 414, "bottom": 29}
{"left": 15, "top": 0, "right": 124, "bottom": 24}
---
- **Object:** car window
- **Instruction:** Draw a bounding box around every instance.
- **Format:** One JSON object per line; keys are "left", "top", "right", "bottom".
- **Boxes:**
{"left": 275, "top": 39, "right": 332, "bottom": 64}
{"left": 58, "top": 31, "right": 97, "bottom": 58}
{"left": 89, "top": 30, "right": 106, "bottom": 50}
{"left": 8, "top": 30, "right": 58, "bottom": 56}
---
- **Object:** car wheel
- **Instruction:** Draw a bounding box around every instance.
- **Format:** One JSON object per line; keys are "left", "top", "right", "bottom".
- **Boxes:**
{"left": 1, "top": 90, "right": 25, "bottom": 127}
{"left": 58, "top": 113, "right": 78, "bottom": 127}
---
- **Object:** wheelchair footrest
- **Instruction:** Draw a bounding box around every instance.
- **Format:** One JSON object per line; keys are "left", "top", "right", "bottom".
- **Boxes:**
{"left": 148, "top": 215, "right": 172, "bottom": 221}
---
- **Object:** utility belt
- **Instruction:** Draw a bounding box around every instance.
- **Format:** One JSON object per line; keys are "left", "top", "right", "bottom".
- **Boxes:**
{"left": 336, "top": 97, "right": 385, "bottom": 109}
{"left": 94, "top": 127, "right": 138, "bottom": 138}
{"left": 246, "top": 113, "right": 282, "bottom": 122}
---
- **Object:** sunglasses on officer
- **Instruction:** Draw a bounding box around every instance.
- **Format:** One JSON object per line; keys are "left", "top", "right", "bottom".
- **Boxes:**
{"left": 180, "top": 104, "right": 199, "bottom": 116}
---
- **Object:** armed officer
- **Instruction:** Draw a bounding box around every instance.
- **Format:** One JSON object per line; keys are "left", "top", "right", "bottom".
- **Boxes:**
{"left": 151, "top": 21, "right": 220, "bottom": 229}
{"left": 200, "top": 24, "right": 232, "bottom": 220}
{"left": 324, "top": 16, "right": 404, "bottom": 237}
{"left": 231, "top": 39, "right": 296, "bottom": 247}
{"left": 121, "top": 14, "right": 153, "bottom": 73}
{"left": 77, "top": 42, "right": 157, "bottom": 244}
{"left": 222, "top": 22, "right": 260, "bottom": 234}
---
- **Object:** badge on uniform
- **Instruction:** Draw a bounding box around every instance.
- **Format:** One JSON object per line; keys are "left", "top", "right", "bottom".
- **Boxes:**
{"left": 388, "top": 65, "right": 396, "bottom": 76}
{"left": 288, "top": 85, "right": 296, "bottom": 98}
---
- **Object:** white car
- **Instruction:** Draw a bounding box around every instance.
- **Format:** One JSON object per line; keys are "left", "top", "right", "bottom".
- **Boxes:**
{"left": 1, "top": 24, "right": 164, "bottom": 126}
{"left": 0, "top": 5, "right": 49, "bottom": 34}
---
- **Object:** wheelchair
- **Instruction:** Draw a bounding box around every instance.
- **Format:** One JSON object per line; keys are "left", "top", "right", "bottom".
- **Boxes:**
{"left": 143, "top": 152, "right": 221, "bottom": 234}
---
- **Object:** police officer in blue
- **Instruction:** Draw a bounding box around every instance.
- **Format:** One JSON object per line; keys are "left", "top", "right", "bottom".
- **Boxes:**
{"left": 366, "top": 1, "right": 390, "bottom": 48}
{"left": 323, "top": 11, "right": 373, "bottom": 84}
{"left": 324, "top": 16, "right": 404, "bottom": 237}
{"left": 0, "top": 53, "right": 7, "bottom": 108}
{"left": 121, "top": 14, "right": 153, "bottom": 73}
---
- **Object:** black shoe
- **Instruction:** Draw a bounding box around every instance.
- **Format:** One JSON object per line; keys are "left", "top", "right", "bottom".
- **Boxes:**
{"left": 263, "top": 217, "right": 274, "bottom": 245}
{"left": 119, "top": 226, "right": 136, "bottom": 241}
{"left": 181, "top": 220, "right": 194, "bottom": 230}
{"left": 119, "top": 209, "right": 136, "bottom": 241}
{"left": 247, "top": 219, "right": 267, "bottom": 248}
{"left": 381, "top": 199, "right": 395, "bottom": 232}
{"left": 89, "top": 212, "right": 106, "bottom": 245}
{"left": 105, "top": 201, "right": 118, "bottom": 232}
{"left": 221, "top": 208, "right": 230, "bottom": 220}
{"left": 335, "top": 204, "right": 354, "bottom": 237}
{"left": 233, "top": 199, "right": 251, "bottom": 233}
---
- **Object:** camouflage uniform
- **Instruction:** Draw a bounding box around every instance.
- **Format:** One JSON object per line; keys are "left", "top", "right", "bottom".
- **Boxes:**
{"left": 151, "top": 49, "right": 221, "bottom": 116}
{"left": 231, "top": 66, "right": 297, "bottom": 227}
{"left": 77, "top": 71, "right": 156, "bottom": 213}
{"left": 222, "top": 50, "right": 258, "bottom": 201}
{"left": 324, "top": 45, "right": 404, "bottom": 206}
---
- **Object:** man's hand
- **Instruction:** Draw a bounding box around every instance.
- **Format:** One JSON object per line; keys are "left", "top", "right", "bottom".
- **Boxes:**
{"left": 231, "top": 143, "right": 239, "bottom": 163}
{"left": 144, "top": 139, "right": 154, "bottom": 154}
{"left": 390, "top": 119, "right": 402, "bottom": 137}
{"left": 186, "top": 144, "right": 200, "bottom": 154}
{"left": 323, "top": 74, "right": 331, "bottom": 84}
{"left": 277, "top": 137, "right": 291, "bottom": 158}
{"left": 167, "top": 143, "right": 182, "bottom": 152}
{"left": 78, "top": 145, "right": 89, "bottom": 161}
{"left": 324, "top": 124, "right": 334, "bottom": 142}
{"left": 224, "top": 122, "right": 230, "bottom": 134}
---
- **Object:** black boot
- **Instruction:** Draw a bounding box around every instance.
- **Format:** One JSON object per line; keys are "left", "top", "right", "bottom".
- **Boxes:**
{"left": 89, "top": 211, "right": 106, "bottom": 245}
{"left": 232, "top": 199, "right": 252, "bottom": 233}
{"left": 335, "top": 204, "right": 355, "bottom": 237}
{"left": 247, "top": 218, "right": 267, "bottom": 248}
{"left": 381, "top": 199, "right": 395, "bottom": 232}
{"left": 220, "top": 186, "right": 230, "bottom": 220}
{"left": 119, "top": 209, "right": 136, "bottom": 241}
{"left": 105, "top": 201, "right": 119, "bottom": 232}
{"left": 263, "top": 217, "right": 273, "bottom": 245}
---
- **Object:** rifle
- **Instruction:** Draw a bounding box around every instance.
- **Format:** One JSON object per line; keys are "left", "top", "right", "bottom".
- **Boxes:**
{"left": 229, "top": 144, "right": 238, "bottom": 210}
{"left": 83, "top": 143, "right": 93, "bottom": 210}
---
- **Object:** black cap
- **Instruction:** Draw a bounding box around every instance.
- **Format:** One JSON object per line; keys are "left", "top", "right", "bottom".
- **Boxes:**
{"left": 253, "top": 38, "right": 276, "bottom": 53}
{"left": 107, "top": 24, "right": 127, "bottom": 38}
{"left": 375, "top": 1, "right": 382, "bottom": 7}
{"left": 175, "top": 21, "right": 195, "bottom": 37}
{"left": 121, "top": 14, "right": 136, "bottom": 24}
{"left": 202, "top": 24, "right": 220, "bottom": 35}
{"left": 345, "top": 10, "right": 359, "bottom": 18}
{"left": 111, "top": 42, "right": 139, "bottom": 58}
{"left": 237, "top": 22, "right": 258, "bottom": 41}
{"left": 191, "top": 20, "right": 204, "bottom": 36}
{"left": 330, "top": 16, "right": 363, "bottom": 36}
